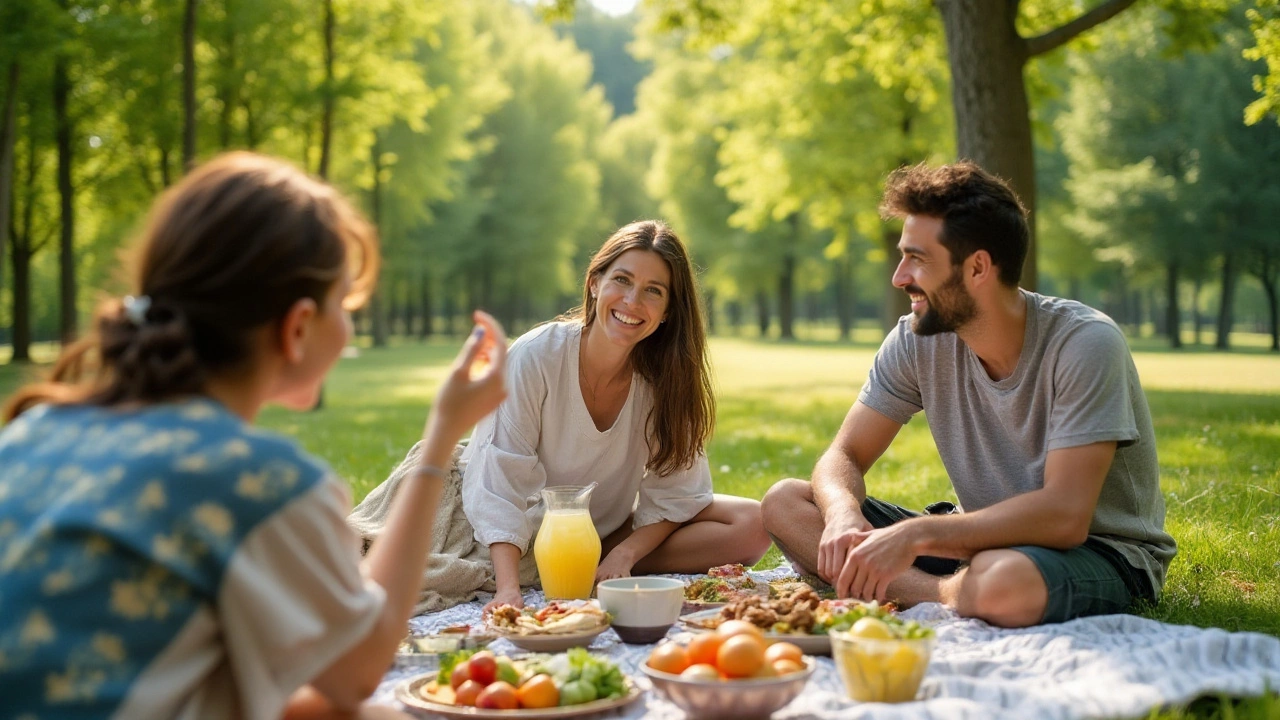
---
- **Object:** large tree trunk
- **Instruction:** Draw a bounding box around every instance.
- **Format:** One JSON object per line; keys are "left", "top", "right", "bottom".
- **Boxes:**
{"left": 182, "top": 0, "right": 198, "bottom": 170}
{"left": 935, "top": 0, "right": 1140, "bottom": 292}
{"left": 54, "top": 55, "right": 76, "bottom": 344}
{"left": 1215, "top": 252, "right": 1236, "bottom": 350}
{"left": 10, "top": 139, "right": 38, "bottom": 363}
{"left": 0, "top": 61, "right": 18, "bottom": 305}
{"left": 936, "top": 0, "right": 1038, "bottom": 289}
{"left": 318, "top": 0, "right": 335, "bottom": 179}
{"left": 218, "top": 0, "right": 237, "bottom": 149}
{"left": 777, "top": 253, "right": 795, "bottom": 341}
{"left": 1164, "top": 262, "right": 1180, "bottom": 349}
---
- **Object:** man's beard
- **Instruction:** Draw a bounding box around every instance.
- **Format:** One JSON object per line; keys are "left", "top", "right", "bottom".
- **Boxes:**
{"left": 909, "top": 269, "right": 976, "bottom": 336}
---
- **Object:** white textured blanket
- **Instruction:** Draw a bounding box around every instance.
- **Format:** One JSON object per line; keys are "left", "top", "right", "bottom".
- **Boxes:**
{"left": 374, "top": 569, "right": 1280, "bottom": 719}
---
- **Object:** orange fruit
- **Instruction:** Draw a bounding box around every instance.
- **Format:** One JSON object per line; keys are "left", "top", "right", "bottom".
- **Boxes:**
{"left": 773, "top": 658, "right": 805, "bottom": 675}
{"left": 679, "top": 663, "right": 721, "bottom": 682}
{"left": 716, "top": 634, "right": 766, "bottom": 678}
{"left": 764, "top": 641, "right": 804, "bottom": 666}
{"left": 686, "top": 632, "right": 725, "bottom": 667}
{"left": 715, "top": 619, "right": 765, "bottom": 640}
{"left": 647, "top": 642, "right": 692, "bottom": 675}
{"left": 516, "top": 674, "right": 560, "bottom": 709}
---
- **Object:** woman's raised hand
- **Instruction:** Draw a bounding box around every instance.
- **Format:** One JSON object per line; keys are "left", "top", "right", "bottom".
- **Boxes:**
{"left": 424, "top": 310, "right": 508, "bottom": 446}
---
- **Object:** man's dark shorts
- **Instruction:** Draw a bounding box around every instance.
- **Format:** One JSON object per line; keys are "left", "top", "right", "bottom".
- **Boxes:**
{"left": 862, "top": 497, "right": 1155, "bottom": 624}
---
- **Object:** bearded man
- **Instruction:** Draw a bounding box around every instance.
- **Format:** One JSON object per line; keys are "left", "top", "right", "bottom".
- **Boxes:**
{"left": 761, "top": 162, "right": 1175, "bottom": 627}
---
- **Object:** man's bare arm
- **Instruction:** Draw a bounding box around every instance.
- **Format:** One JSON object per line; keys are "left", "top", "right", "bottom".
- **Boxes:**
{"left": 842, "top": 441, "right": 1116, "bottom": 602}
{"left": 812, "top": 401, "right": 902, "bottom": 584}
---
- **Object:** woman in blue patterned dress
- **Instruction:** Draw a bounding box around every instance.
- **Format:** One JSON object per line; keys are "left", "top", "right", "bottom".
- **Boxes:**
{"left": 0, "top": 152, "right": 507, "bottom": 719}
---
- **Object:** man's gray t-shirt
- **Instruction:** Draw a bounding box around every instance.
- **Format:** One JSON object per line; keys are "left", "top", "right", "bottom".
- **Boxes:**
{"left": 857, "top": 290, "right": 1176, "bottom": 594}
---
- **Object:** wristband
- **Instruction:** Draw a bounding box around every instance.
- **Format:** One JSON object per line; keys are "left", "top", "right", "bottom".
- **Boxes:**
{"left": 413, "top": 464, "right": 450, "bottom": 481}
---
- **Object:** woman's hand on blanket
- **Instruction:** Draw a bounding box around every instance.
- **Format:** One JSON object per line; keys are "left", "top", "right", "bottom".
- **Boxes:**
{"left": 594, "top": 552, "right": 634, "bottom": 582}
{"left": 483, "top": 587, "right": 525, "bottom": 615}
{"left": 427, "top": 311, "right": 508, "bottom": 445}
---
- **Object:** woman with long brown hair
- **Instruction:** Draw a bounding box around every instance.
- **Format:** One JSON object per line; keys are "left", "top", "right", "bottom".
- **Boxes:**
{"left": 460, "top": 220, "right": 770, "bottom": 612}
{"left": 0, "top": 152, "right": 507, "bottom": 719}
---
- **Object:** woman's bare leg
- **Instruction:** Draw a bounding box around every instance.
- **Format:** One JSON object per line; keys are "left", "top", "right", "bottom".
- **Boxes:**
{"left": 602, "top": 494, "right": 772, "bottom": 574}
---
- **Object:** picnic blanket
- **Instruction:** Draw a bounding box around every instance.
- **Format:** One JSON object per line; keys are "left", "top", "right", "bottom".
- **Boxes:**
{"left": 373, "top": 566, "right": 1280, "bottom": 719}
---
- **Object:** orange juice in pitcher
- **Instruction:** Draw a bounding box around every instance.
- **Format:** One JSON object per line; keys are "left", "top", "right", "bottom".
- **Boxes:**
{"left": 533, "top": 484, "right": 601, "bottom": 599}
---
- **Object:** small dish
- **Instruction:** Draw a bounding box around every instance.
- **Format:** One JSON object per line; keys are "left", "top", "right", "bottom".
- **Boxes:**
{"left": 641, "top": 657, "right": 814, "bottom": 720}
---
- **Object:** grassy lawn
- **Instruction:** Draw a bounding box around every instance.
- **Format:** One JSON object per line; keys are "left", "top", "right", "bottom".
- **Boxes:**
{"left": 1, "top": 335, "right": 1277, "bottom": 717}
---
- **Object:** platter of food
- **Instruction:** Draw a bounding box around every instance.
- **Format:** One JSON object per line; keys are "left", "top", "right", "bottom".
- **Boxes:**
{"left": 679, "top": 586, "right": 906, "bottom": 656}
{"left": 487, "top": 601, "right": 610, "bottom": 652}
{"left": 396, "top": 648, "right": 641, "bottom": 718}
{"left": 681, "top": 563, "right": 767, "bottom": 612}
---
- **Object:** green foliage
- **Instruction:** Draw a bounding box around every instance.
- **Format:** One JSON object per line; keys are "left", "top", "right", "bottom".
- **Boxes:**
{"left": 1246, "top": 0, "right": 1280, "bottom": 124}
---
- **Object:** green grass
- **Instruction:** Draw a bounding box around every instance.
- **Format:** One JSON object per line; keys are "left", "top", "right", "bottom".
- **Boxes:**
{"left": 1, "top": 335, "right": 1277, "bottom": 718}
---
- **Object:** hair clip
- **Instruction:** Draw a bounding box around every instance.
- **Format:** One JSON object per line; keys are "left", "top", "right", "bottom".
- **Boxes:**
{"left": 122, "top": 295, "right": 152, "bottom": 326}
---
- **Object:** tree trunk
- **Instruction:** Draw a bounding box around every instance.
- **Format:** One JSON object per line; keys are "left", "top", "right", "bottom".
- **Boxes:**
{"left": 704, "top": 288, "right": 716, "bottom": 335}
{"left": 318, "top": 0, "right": 335, "bottom": 179}
{"left": 368, "top": 140, "right": 386, "bottom": 348}
{"left": 1215, "top": 252, "right": 1235, "bottom": 350}
{"left": 182, "top": 0, "right": 198, "bottom": 170}
{"left": 400, "top": 277, "right": 415, "bottom": 338}
{"left": 935, "top": 0, "right": 1141, "bottom": 292}
{"left": 1260, "top": 274, "right": 1279, "bottom": 352}
{"left": 833, "top": 255, "right": 852, "bottom": 341}
{"left": 10, "top": 138, "right": 38, "bottom": 363}
{"left": 778, "top": 253, "right": 795, "bottom": 341}
{"left": 726, "top": 299, "right": 742, "bottom": 335}
{"left": 1164, "top": 262, "right": 1180, "bottom": 348}
{"left": 11, "top": 236, "right": 31, "bottom": 362}
{"left": 755, "top": 289, "right": 770, "bottom": 337}
{"left": 218, "top": 0, "right": 237, "bottom": 149}
{"left": 0, "top": 61, "right": 18, "bottom": 306}
{"left": 936, "top": 0, "right": 1038, "bottom": 290}
{"left": 880, "top": 223, "right": 909, "bottom": 333}
{"left": 419, "top": 271, "right": 433, "bottom": 339}
{"left": 54, "top": 54, "right": 77, "bottom": 344}
{"left": 1192, "top": 276, "right": 1202, "bottom": 345}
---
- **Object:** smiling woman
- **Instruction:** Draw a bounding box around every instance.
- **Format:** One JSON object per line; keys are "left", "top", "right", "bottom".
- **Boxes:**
{"left": 355, "top": 221, "right": 773, "bottom": 615}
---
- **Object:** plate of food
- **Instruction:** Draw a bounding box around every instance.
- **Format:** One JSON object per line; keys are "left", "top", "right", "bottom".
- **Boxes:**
{"left": 681, "top": 563, "right": 769, "bottom": 613}
{"left": 679, "top": 586, "right": 905, "bottom": 656}
{"left": 396, "top": 647, "right": 642, "bottom": 718}
{"left": 487, "top": 601, "right": 611, "bottom": 652}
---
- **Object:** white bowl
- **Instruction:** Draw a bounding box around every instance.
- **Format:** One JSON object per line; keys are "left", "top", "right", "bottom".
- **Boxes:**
{"left": 597, "top": 577, "right": 684, "bottom": 644}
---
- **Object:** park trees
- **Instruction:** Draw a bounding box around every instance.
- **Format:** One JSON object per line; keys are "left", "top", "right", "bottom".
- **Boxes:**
{"left": 634, "top": 0, "right": 1234, "bottom": 293}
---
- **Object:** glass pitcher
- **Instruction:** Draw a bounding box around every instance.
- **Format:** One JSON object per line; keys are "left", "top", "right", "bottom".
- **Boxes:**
{"left": 533, "top": 483, "right": 601, "bottom": 599}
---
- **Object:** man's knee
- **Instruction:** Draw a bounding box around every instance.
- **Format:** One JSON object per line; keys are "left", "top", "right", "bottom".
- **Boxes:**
{"left": 760, "top": 478, "right": 812, "bottom": 536}
{"left": 953, "top": 549, "right": 1048, "bottom": 628}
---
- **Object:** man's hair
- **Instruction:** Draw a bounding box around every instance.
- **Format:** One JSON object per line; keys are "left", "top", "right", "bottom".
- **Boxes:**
{"left": 879, "top": 162, "right": 1029, "bottom": 287}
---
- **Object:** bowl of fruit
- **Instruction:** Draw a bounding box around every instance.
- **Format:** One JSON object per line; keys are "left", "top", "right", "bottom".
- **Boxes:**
{"left": 641, "top": 620, "right": 814, "bottom": 720}
{"left": 829, "top": 615, "right": 936, "bottom": 704}
{"left": 396, "top": 648, "right": 641, "bottom": 717}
